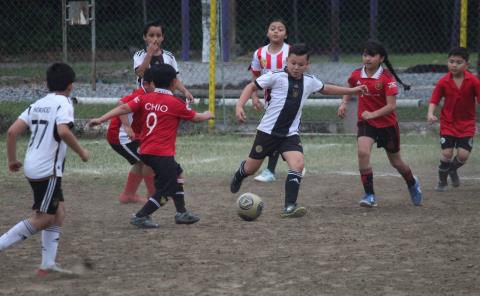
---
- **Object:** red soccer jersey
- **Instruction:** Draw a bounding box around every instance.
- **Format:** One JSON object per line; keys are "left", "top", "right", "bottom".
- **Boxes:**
{"left": 430, "top": 70, "right": 480, "bottom": 137}
{"left": 106, "top": 88, "right": 146, "bottom": 144}
{"left": 127, "top": 88, "right": 196, "bottom": 156}
{"left": 348, "top": 66, "right": 399, "bottom": 128}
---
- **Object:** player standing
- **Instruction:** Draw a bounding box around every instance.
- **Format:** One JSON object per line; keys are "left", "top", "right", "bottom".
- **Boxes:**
{"left": 231, "top": 44, "right": 367, "bottom": 217}
{"left": 2, "top": 63, "right": 89, "bottom": 275}
{"left": 337, "top": 39, "right": 423, "bottom": 207}
{"left": 89, "top": 64, "right": 213, "bottom": 228}
{"left": 427, "top": 47, "right": 480, "bottom": 191}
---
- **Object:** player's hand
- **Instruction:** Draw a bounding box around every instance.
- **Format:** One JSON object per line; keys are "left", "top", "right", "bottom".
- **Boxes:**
{"left": 184, "top": 91, "right": 194, "bottom": 103}
{"left": 88, "top": 118, "right": 103, "bottom": 127}
{"left": 353, "top": 85, "right": 368, "bottom": 95}
{"left": 79, "top": 148, "right": 90, "bottom": 162}
{"left": 337, "top": 102, "right": 347, "bottom": 118}
{"left": 8, "top": 160, "right": 22, "bottom": 172}
{"left": 236, "top": 107, "right": 247, "bottom": 123}
{"left": 427, "top": 113, "right": 438, "bottom": 124}
{"left": 146, "top": 41, "right": 159, "bottom": 55}
{"left": 361, "top": 111, "right": 374, "bottom": 120}
{"left": 205, "top": 111, "right": 215, "bottom": 120}
{"left": 252, "top": 93, "right": 263, "bottom": 111}
{"left": 124, "top": 126, "right": 135, "bottom": 139}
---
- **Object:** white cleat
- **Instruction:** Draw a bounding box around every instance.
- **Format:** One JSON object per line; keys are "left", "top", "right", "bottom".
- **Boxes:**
{"left": 37, "top": 264, "right": 74, "bottom": 277}
{"left": 254, "top": 169, "right": 276, "bottom": 183}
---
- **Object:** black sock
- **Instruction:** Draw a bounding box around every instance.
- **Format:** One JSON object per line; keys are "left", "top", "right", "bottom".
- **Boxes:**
{"left": 136, "top": 198, "right": 161, "bottom": 217}
{"left": 285, "top": 170, "right": 302, "bottom": 206}
{"left": 173, "top": 180, "right": 186, "bottom": 213}
{"left": 450, "top": 156, "right": 464, "bottom": 171}
{"left": 438, "top": 160, "right": 450, "bottom": 182}
{"left": 267, "top": 151, "right": 279, "bottom": 174}
{"left": 360, "top": 168, "right": 374, "bottom": 195}
{"left": 234, "top": 160, "right": 248, "bottom": 181}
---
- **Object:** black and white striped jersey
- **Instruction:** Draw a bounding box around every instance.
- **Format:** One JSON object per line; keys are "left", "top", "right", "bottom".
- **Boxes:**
{"left": 18, "top": 94, "right": 74, "bottom": 180}
{"left": 133, "top": 49, "right": 179, "bottom": 86}
{"left": 254, "top": 71, "right": 324, "bottom": 137}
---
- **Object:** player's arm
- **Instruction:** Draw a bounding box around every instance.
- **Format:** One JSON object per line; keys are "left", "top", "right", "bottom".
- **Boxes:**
{"left": 427, "top": 103, "right": 438, "bottom": 124}
{"left": 57, "top": 124, "right": 89, "bottom": 162}
{"left": 191, "top": 111, "right": 215, "bottom": 122}
{"left": 321, "top": 84, "right": 367, "bottom": 96}
{"left": 89, "top": 104, "right": 132, "bottom": 127}
{"left": 428, "top": 81, "right": 444, "bottom": 124}
{"left": 361, "top": 95, "right": 396, "bottom": 120}
{"left": 174, "top": 78, "right": 194, "bottom": 102}
{"left": 250, "top": 72, "right": 263, "bottom": 111}
{"left": 6, "top": 119, "right": 28, "bottom": 172}
{"left": 135, "top": 43, "right": 158, "bottom": 78}
{"left": 236, "top": 82, "right": 258, "bottom": 123}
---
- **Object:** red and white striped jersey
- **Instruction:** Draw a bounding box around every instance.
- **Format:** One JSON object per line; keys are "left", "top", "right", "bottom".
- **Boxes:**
{"left": 250, "top": 43, "right": 290, "bottom": 76}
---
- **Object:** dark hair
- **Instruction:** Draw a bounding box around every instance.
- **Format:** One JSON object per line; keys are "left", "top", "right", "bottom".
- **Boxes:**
{"left": 149, "top": 64, "right": 177, "bottom": 88}
{"left": 262, "top": 18, "right": 289, "bottom": 46}
{"left": 448, "top": 47, "right": 469, "bottom": 61}
{"left": 46, "top": 63, "right": 75, "bottom": 92}
{"left": 288, "top": 43, "right": 311, "bottom": 60}
{"left": 143, "top": 67, "right": 154, "bottom": 82}
{"left": 143, "top": 20, "right": 164, "bottom": 36}
{"left": 363, "top": 39, "right": 410, "bottom": 91}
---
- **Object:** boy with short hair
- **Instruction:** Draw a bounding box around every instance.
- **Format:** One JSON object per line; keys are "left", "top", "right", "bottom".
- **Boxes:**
{"left": 231, "top": 44, "right": 367, "bottom": 217}
{"left": 427, "top": 47, "right": 480, "bottom": 191}
{"left": 89, "top": 64, "right": 213, "bottom": 229}
{"left": 2, "top": 62, "right": 89, "bottom": 276}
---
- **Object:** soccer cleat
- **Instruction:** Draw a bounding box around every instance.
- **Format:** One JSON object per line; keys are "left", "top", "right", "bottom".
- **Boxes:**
{"left": 130, "top": 215, "right": 159, "bottom": 229}
{"left": 37, "top": 264, "right": 74, "bottom": 277}
{"left": 448, "top": 169, "right": 460, "bottom": 187}
{"left": 359, "top": 194, "right": 377, "bottom": 208}
{"left": 254, "top": 169, "right": 276, "bottom": 183}
{"left": 435, "top": 182, "right": 448, "bottom": 192}
{"left": 408, "top": 176, "right": 423, "bottom": 206}
{"left": 175, "top": 211, "right": 200, "bottom": 224}
{"left": 281, "top": 204, "right": 307, "bottom": 218}
{"left": 230, "top": 175, "right": 244, "bottom": 193}
{"left": 436, "top": 170, "right": 449, "bottom": 192}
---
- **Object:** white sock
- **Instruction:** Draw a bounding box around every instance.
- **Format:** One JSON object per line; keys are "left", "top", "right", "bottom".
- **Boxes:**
{"left": 0, "top": 220, "right": 37, "bottom": 251}
{"left": 41, "top": 226, "right": 62, "bottom": 268}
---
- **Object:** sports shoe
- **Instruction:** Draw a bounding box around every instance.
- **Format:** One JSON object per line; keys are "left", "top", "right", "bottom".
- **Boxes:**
{"left": 230, "top": 175, "right": 244, "bottom": 193}
{"left": 130, "top": 215, "right": 159, "bottom": 229}
{"left": 449, "top": 169, "right": 460, "bottom": 187}
{"left": 435, "top": 182, "right": 448, "bottom": 192}
{"left": 359, "top": 194, "right": 377, "bottom": 208}
{"left": 436, "top": 170, "right": 448, "bottom": 192}
{"left": 37, "top": 264, "right": 74, "bottom": 277}
{"left": 301, "top": 167, "right": 306, "bottom": 177}
{"left": 254, "top": 169, "right": 276, "bottom": 183}
{"left": 408, "top": 176, "right": 423, "bottom": 206}
{"left": 175, "top": 211, "right": 200, "bottom": 224}
{"left": 281, "top": 204, "right": 307, "bottom": 218}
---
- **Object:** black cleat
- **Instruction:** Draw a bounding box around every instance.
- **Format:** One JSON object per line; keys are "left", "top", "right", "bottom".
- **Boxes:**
{"left": 230, "top": 175, "right": 244, "bottom": 193}
{"left": 130, "top": 215, "right": 159, "bottom": 229}
{"left": 448, "top": 169, "right": 460, "bottom": 187}
{"left": 175, "top": 211, "right": 200, "bottom": 224}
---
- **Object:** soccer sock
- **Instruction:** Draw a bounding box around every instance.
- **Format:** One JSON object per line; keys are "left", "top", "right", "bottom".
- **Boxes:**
{"left": 399, "top": 167, "right": 416, "bottom": 187}
{"left": 234, "top": 160, "right": 248, "bottom": 181}
{"left": 267, "top": 151, "right": 280, "bottom": 174}
{"left": 173, "top": 178, "right": 186, "bottom": 214}
{"left": 122, "top": 172, "right": 143, "bottom": 197}
{"left": 143, "top": 174, "right": 156, "bottom": 197}
{"left": 438, "top": 159, "right": 451, "bottom": 183}
{"left": 0, "top": 220, "right": 37, "bottom": 251}
{"left": 450, "top": 156, "right": 465, "bottom": 171}
{"left": 285, "top": 170, "right": 303, "bottom": 206}
{"left": 135, "top": 198, "right": 161, "bottom": 218}
{"left": 41, "top": 226, "right": 61, "bottom": 268}
{"left": 360, "top": 168, "right": 374, "bottom": 195}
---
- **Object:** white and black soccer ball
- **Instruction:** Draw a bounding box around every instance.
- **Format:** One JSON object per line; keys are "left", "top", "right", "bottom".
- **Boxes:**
{"left": 236, "top": 192, "right": 263, "bottom": 221}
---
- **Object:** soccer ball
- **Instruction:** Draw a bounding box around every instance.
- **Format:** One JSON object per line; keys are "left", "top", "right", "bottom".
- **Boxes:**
{"left": 236, "top": 192, "right": 263, "bottom": 221}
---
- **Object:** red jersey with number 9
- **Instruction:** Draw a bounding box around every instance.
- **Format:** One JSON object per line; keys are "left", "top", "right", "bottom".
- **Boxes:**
{"left": 127, "top": 88, "right": 196, "bottom": 156}
{"left": 348, "top": 66, "right": 399, "bottom": 128}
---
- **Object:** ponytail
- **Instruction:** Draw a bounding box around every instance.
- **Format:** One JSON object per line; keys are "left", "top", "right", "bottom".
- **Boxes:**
{"left": 384, "top": 59, "right": 411, "bottom": 91}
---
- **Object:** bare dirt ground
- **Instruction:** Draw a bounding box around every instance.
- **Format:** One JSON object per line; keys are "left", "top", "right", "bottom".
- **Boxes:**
{"left": 1, "top": 171, "right": 480, "bottom": 296}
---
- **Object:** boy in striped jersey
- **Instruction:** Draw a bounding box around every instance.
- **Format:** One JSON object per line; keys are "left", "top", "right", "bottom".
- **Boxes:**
{"left": 231, "top": 44, "right": 367, "bottom": 217}
{"left": 3, "top": 63, "right": 89, "bottom": 276}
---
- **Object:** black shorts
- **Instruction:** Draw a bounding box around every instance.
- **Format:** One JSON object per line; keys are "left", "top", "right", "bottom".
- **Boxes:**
{"left": 140, "top": 154, "right": 183, "bottom": 197}
{"left": 357, "top": 121, "right": 400, "bottom": 153}
{"left": 249, "top": 130, "right": 303, "bottom": 160}
{"left": 110, "top": 141, "right": 141, "bottom": 165}
{"left": 29, "top": 177, "right": 64, "bottom": 215}
{"left": 440, "top": 135, "right": 474, "bottom": 152}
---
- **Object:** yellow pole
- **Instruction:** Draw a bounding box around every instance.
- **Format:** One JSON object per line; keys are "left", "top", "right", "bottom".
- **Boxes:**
{"left": 459, "top": 0, "right": 468, "bottom": 47}
{"left": 208, "top": 0, "right": 217, "bottom": 130}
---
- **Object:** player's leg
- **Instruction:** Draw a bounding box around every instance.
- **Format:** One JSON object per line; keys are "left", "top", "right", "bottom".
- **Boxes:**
{"left": 357, "top": 136, "right": 376, "bottom": 207}
{"left": 449, "top": 137, "right": 473, "bottom": 187}
{"left": 110, "top": 141, "right": 144, "bottom": 203}
{"left": 173, "top": 167, "right": 200, "bottom": 224}
{"left": 280, "top": 150, "right": 306, "bottom": 218}
{"left": 254, "top": 151, "right": 279, "bottom": 183}
{"left": 436, "top": 136, "right": 455, "bottom": 191}
{"left": 142, "top": 164, "right": 156, "bottom": 199}
{"left": 231, "top": 131, "right": 277, "bottom": 193}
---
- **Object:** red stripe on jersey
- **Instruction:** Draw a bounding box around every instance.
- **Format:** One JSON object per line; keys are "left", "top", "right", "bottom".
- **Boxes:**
{"left": 256, "top": 49, "right": 262, "bottom": 69}
{"left": 266, "top": 52, "right": 271, "bottom": 69}
{"left": 277, "top": 52, "right": 283, "bottom": 69}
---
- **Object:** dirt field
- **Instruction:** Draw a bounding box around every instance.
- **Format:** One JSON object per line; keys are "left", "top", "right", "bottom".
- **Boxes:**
{"left": 1, "top": 171, "right": 480, "bottom": 296}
